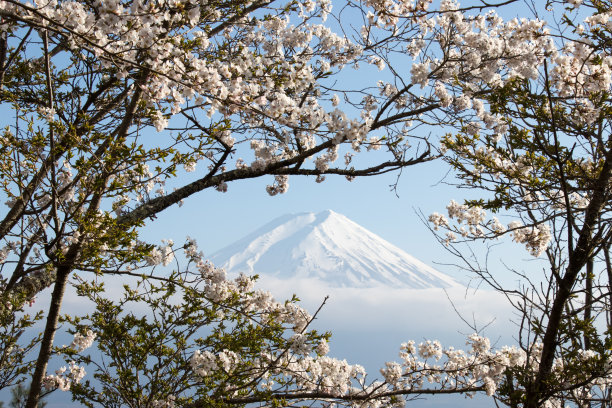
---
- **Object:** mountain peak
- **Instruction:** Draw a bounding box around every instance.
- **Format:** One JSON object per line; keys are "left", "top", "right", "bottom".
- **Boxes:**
{"left": 310, "top": 209, "right": 350, "bottom": 226}
{"left": 319, "top": 209, "right": 339, "bottom": 217}
{"left": 211, "top": 211, "right": 461, "bottom": 289}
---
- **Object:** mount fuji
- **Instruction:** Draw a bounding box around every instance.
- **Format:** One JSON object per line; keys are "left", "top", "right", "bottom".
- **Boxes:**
{"left": 210, "top": 210, "right": 461, "bottom": 289}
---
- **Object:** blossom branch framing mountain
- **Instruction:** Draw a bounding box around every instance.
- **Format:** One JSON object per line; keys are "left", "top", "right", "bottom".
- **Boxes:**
{"left": 424, "top": 1, "right": 612, "bottom": 406}
{"left": 0, "top": 0, "right": 610, "bottom": 406}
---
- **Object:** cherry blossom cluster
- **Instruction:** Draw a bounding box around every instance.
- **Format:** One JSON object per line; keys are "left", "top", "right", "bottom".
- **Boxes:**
{"left": 277, "top": 354, "right": 370, "bottom": 397}
{"left": 188, "top": 324, "right": 609, "bottom": 406}
{"left": 378, "top": 334, "right": 518, "bottom": 397}
{"left": 41, "top": 361, "right": 86, "bottom": 392}
{"left": 69, "top": 329, "right": 97, "bottom": 353}
{"left": 553, "top": 190, "right": 590, "bottom": 211}
{"left": 0, "top": 242, "right": 16, "bottom": 265}
{"left": 397, "top": 5, "right": 553, "bottom": 87}
{"left": 42, "top": 330, "right": 95, "bottom": 391}
{"left": 151, "top": 396, "right": 176, "bottom": 408}
{"left": 356, "top": 0, "right": 610, "bottom": 170}
{"left": 507, "top": 221, "right": 551, "bottom": 257}
{"left": 266, "top": 175, "right": 290, "bottom": 196}
{"left": 181, "top": 238, "right": 311, "bottom": 331}
{"left": 551, "top": 13, "right": 612, "bottom": 99}
{"left": 429, "top": 199, "right": 553, "bottom": 256}
{"left": 144, "top": 239, "right": 175, "bottom": 267}
{"left": 191, "top": 349, "right": 240, "bottom": 377}
{"left": 383, "top": 335, "right": 608, "bottom": 405}
{"left": 0, "top": 0, "right": 367, "bottom": 205}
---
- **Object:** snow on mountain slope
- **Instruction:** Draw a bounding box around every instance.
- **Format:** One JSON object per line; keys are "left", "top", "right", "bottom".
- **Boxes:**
{"left": 210, "top": 210, "right": 461, "bottom": 288}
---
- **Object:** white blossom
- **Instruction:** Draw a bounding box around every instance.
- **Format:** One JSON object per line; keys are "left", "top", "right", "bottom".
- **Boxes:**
{"left": 70, "top": 330, "right": 96, "bottom": 352}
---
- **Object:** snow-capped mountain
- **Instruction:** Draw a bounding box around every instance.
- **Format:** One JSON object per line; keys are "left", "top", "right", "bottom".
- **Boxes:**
{"left": 210, "top": 210, "right": 461, "bottom": 289}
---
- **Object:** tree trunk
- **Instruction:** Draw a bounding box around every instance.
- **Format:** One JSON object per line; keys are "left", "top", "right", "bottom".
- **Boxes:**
{"left": 24, "top": 268, "right": 69, "bottom": 408}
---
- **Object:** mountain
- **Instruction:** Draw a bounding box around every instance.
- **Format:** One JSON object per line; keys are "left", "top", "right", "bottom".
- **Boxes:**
{"left": 210, "top": 210, "right": 461, "bottom": 289}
